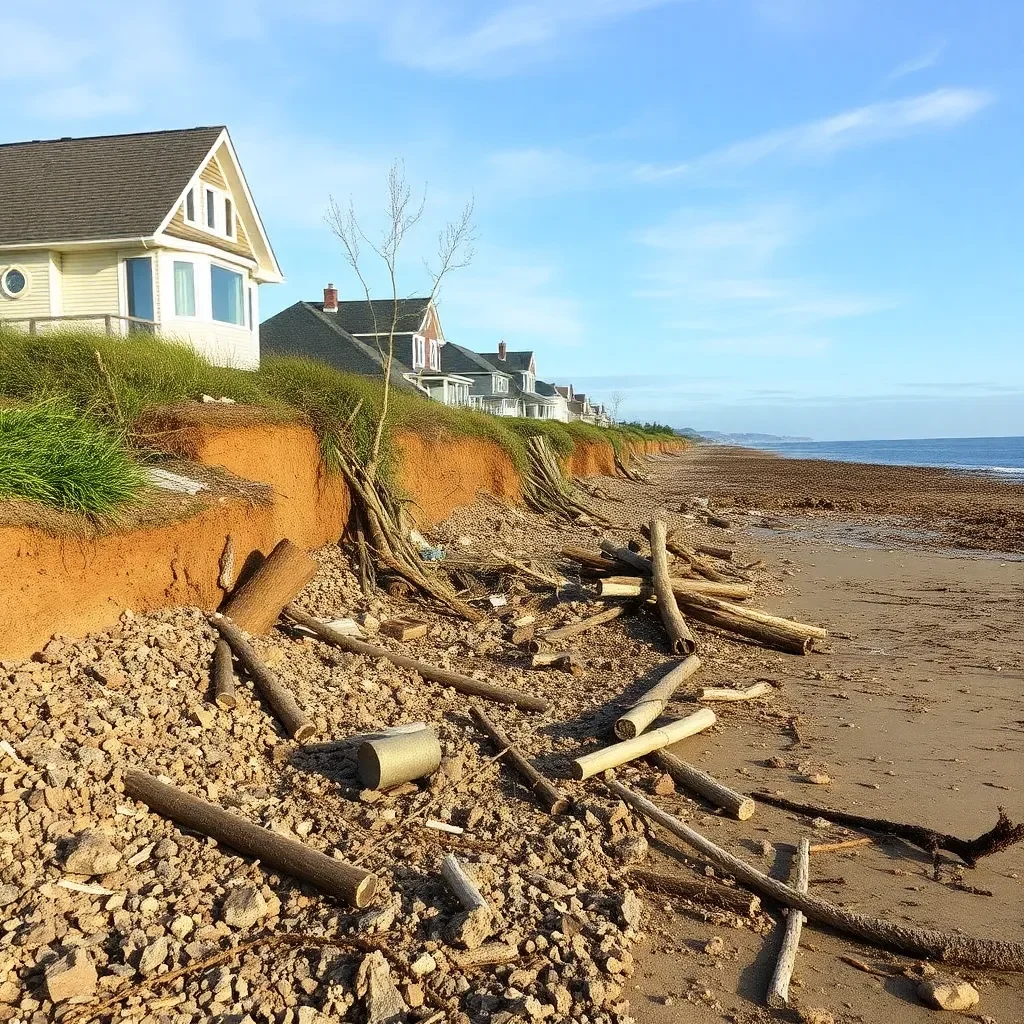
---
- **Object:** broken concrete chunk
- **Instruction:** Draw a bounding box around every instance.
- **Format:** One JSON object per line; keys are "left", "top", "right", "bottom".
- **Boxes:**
{"left": 221, "top": 883, "right": 267, "bottom": 928}
{"left": 45, "top": 948, "right": 98, "bottom": 1002}
{"left": 446, "top": 905, "right": 493, "bottom": 950}
{"left": 356, "top": 950, "right": 408, "bottom": 1024}
{"left": 63, "top": 831, "right": 121, "bottom": 876}
{"left": 138, "top": 936, "right": 169, "bottom": 976}
{"left": 917, "top": 976, "right": 980, "bottom": 1011}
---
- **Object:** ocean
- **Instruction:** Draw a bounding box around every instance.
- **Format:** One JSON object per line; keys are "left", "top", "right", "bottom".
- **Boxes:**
{"left": 751, "top": 436, "right": 1024, "bottom": 480}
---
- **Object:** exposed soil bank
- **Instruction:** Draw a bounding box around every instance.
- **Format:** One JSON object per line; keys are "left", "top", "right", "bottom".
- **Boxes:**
{"left": 0, "top": 409, "right": 681, "bottom": 659}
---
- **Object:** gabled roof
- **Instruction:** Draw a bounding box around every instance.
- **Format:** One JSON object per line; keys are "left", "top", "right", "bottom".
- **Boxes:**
{"left": 322, "top": 298, "right": 431, "bottom": 338}
{"left": 260, "top": 302, "right": 421, "bottom": 393}
{"left": 0, "top": 127, "right": 223, "bottom": 245}
{"left": 535, "top": 380, "right": 558, "bottom": 398}
{"left": 554, "top": 385, "right": 574, "bottom": 400}
{"left": 440, "top": 342, "right": 513, "bottom": 377}
{"left": 480, "top": 349, "right": 535, "bottom": 373}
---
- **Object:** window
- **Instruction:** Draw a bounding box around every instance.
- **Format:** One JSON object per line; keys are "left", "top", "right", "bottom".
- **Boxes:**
{"left": 211, "top": 264, "right": 244, "bottom": 325}
{"left": 206, "top": 188, "right": 217, "bottom": 228}
{"left": 428, "top": 339, "right": 439, "bottom": 369}
{"left": 124, "top": 257, "right": 154, "bottom": 321}
{"left": 1, "top": 266, "right": 28, "bottom": 298}
{"left": 173, "top": 261, "right": 195, "bottom": 316}
{"left": 224, "top": 198, "right": 234, "bottom": 238}
{"left": 184, "top": 188, "right": 196, "bottom": 224}
{"left": 494, "top": 375, "right": 508, "bottom": 393}
{"left": 412, "top": 334, "right": 426, "bottom": 369}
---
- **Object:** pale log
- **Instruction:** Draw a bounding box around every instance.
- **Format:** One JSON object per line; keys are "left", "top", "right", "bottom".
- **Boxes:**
{"left": 358, "top": 728, "right": 442, "bottom": 790}
{"left": 284, "top": 604, "right": 549, "bottom": 713}
{"left": 470, "top": 705, "right": 569, "bottom": 814}
{"left": 627, "top": 868, "right": 761, "bottom": 916}
{"left": 441, "top": 854, "right": 489, "bottom": 913}
{"left": 809, "top": 838, "right": 873, "bottom": 855}
{"left": 767, "top": 839, "right": 810, "bottom": 1008}
{"left": 614, "top": 656, "right": 701, "bottom": 740}
{"left": 700, "top": 682, "right": 775, "bottom": 703}
{"left": 124, "top": 769, "right": 377, "bottom": 908}
{"left": 572, "top": 708, "right": 716, "bottom": 781}
{"left": 599, "top": 539, "right": 653, "bottom": 575}
{"left": 695, "top": 543, "right": 733, "bottom": 561}
{"left": 677, "top": 605, "right": 812, "bottom": 655}
{"left": 598, "top": 577, "right": 753, "bottom": 601}
{"left": 220, "top": 539, "right": 317, "bottom": 635}
{"left": 210, "top": 614, "right": 315, "bottom": 741}
{"left": 706, "top": 511, "right": 732, "bottom": 529}
{"left": 450, "top": 943, "right": 518, "bottom": 970}
{"left": 651, "top": 749, "right": 755, "bottom": 820}
{"left": 649, "top": 519, "right": 697, "bottom": 656}
{"left": 674, "top": 591, "right": 827, "bottom": 641}
{"left": 211, "top": 639, "right": 237, "bottom": 710}
{"left": 607, "top": 780, "right": 1024, "bottom": 971}
{"left": 529, "top": 605, "right": 628, "bottom": 653}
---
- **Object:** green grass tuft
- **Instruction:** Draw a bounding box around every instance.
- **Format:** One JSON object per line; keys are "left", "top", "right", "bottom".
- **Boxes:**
{"left": 0, "top": 401, "right": 146, "bottom": 518}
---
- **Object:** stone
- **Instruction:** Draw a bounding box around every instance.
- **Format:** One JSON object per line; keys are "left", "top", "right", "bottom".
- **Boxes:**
{"left": 410, "top": 952, "right": 436, "bottom": 977}
{"left": 703, "top": 936, "right": 725, "bottom": 956}
{"left": 356, "top": 950, "right": 407, "bottom": 1024}
{"left": 917, "top": 976, "right": 980, "bottom": 1012}
{"left": 617, "top": 889, "right": 642, "bottom": 929}
{"left": 63, "top": 831, "right": 121, "bottom": 876}
{"left": 0, "top": 885, "right": 19, "bottom": 908}
{"left": 797, "top": 1010, "right": 835, "bottom": 1024}
{"left": 652, "top": 773, "right": 675, "bottom": 796}
{"left": 221, "top": 884, "right": 267, "bottom": 928}
{"left": 138, "top": 936, "right": 169, "bottom": 975}
{"left": 446, "top": 906, "right": 493, "bottom": 950}
{"left": 610, "top": 834, "right": 648, "bottom": 866}
{"left": 45, "top": 949, "right": 98, "bottom": 1002}
{"left": 169, "top": 915, "right": 194, "bottom": 939}
{"left": 404, "top": 983, "right": 425, "bottom": 1008}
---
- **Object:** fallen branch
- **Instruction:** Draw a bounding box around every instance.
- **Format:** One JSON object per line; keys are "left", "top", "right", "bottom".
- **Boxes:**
{"left": 651, "top": 749, "right": 755, "bottom": 820}
{"left": 649, "top": 519, "right": 696, "bottom": 656}
{"left": 674, "top": 590, "right": 827, "bottom": 642}
{"left": 809, "top": 838, "right": 873, "bottom": 855}
{"left": 284, "top": 604, "right": 548, "bottom": 712}
{"left": 599, "top": 539, "right": 653, "bottom": 575}
{"left": 627, "top": 868, "right": 761, "bottom": 917}
{"left": 614, "top": 655, "right": 701, "bottom": 740}
{"left": 529, "top": 604, "right": 629, "bottom": 653}
{"left": 470, "top": 705, "right": 570, "bottom": 814}
{"left": 220, "top": 538, "right": 318, "bottom": 635}
{"left": 752, "top": 791, "right": 1024, "bottom": 868}
{"left": 211, "top": 639, "right": 237, "bottom": 710}
{"left": 608, "top": 780, "right": 1024, "bottom": 970}
{"left": 491, "top": 549, "right": 567, "bottom": 588}
{"left": 700, "top": 682, "right": 774, "bottom": 703}
{"left": 766, "top": 838, "right": 809, "bottom": 1008}
{"left": 598, "top": 577, "right": 753, "bottom": 601}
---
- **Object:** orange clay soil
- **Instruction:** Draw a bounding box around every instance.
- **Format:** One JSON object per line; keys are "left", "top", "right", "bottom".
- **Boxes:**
{"left": 563, "top": 441, "right": 617, "bottom": 478}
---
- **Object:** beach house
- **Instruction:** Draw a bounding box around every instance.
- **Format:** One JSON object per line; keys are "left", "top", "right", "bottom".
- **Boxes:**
{"left": 0, "top": 127, "right": 282, "bottom": 368}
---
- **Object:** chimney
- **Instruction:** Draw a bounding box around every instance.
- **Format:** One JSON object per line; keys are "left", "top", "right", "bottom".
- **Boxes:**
{"left": 498, "top": 339, "right": 507, "bottom": 361}
{"left": 323, "top": 282, "right": 338, "bottom": 313}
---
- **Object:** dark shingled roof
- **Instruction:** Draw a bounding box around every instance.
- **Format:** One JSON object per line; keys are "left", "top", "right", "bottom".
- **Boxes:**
{"left": 440, "top": 342, "right": 512, "bottom": 377}
{"left": 479, "top": 350, "right": 534, "bottom": 372}
{"left": 260, "top": 302, "right": 421, "bottom": 393}
{"left": 534, "top": 379, "right": 558, "bottom": 398}
{"left": 322, "top": 298, "right": 431, "bottom": 338}
{"left": 0, "top": 126, "right": 225, "bottom": 246}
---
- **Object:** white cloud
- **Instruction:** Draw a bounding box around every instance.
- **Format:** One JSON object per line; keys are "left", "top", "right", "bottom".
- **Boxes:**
{"left": 636, "top": 88, "right": 994, "bottom": 181}
{"left": 883, "top": 41, "right": 946, "bottom": 86}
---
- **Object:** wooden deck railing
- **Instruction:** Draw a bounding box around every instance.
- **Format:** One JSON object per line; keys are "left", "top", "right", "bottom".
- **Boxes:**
{"left": 0, "top": 313, "right": 157, "bottom": 335}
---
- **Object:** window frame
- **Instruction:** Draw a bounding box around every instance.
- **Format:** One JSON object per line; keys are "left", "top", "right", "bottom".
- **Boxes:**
{"left": 184, "top": 188, "right": 197, "bottom": 225}
{"left": 172, "top": 260, "right": 197, "bottom": 318}
{"left": 0, "top": 265, "right": 29, "bottom": 299}
{"left": 210, "top": 261, "right": 246, "bottom": 327}
{"left": 412, "top": 333, "right": 426, "bottom": 369}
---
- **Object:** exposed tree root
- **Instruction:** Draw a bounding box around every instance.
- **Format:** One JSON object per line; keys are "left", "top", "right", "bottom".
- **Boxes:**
{"left": 753, "top": 791, "right": 1024, "bottom": 868}
{"left": 522, "top": 435, "right": 611, "bottom": 526}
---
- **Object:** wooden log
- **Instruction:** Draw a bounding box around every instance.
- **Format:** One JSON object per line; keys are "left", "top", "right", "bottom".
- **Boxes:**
{"left": 560, "top": 547, "right": 617, "bottom": 572}
{"left": 766, "top": 839, "right": 810, "bottom": 1008}
{"left": 529, "top": 652, "right": 584, "bottom": 675}
{"left": 613, "top": 656, "right": 701, "bottom": 740}
{"left": 700, "top": 682, "right": 775, "bottom": 703}
{"left": 627, "top": 868, "right": 761, "bottom": 917}
{"left": 695, "top": 543, "right": 733, "bottom": 561}
{"left": 607, "top": 780, "right": 1024, "bottom": 971}
{"left": 599, "top": 539, "right": 653, "bottom": 575}
{"left": 358, "top": 728, "right": 442, "bottom": 790}
{"left": 123, "top": 769, "right": 377, "bottom": 908}
{"left": 220, "top": 539, "right": 318, "bottom": 635}
{"left": 380, "top": 617, "right": 429, "bottom": 641}
{"left": 809, "top": 838, "right": 873, "bottom": 855}
{"left": 529, "top": 605, "right": 628, "bottom": 653}
{"left": 572, "top": 708, "right": 716, "bottom": 781}
{"left": 649, "top": 520, "right": 696, "bottom": 656}
{"left": 211, "top": 639, "right": 237, "bottom": 710}
{"left": 677, "top": 605, "right": 812, "bottom": 655}
{"left": 450, "top": 943, "right": 518, "bottom": 971}
{"left": 651, "top": 750, "right": 755, "bottom": 820}
{"left": 284, "top": 604, "right": 549, "bottom": 713}
{"left": 674, "top": 591, "right": 828, "bottom": 641}
{"left": 706, "top": 511, "right": 732, "bottom": 530}
{"left": 209, "top": 614, "right": 315, "bottom": 741}
{"left": 470, "top": 705, "right": 570, "bottom": 815}
{"left": 599, "top": 577, "right": 753, "bottom": 601}
{"left": 441, "top": 854, "right": 489, "bottom": 913}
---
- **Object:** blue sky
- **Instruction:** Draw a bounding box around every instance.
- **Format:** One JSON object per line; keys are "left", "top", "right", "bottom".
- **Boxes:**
{"left": 4, "top": 0, "right": 1022, "bottom": 439}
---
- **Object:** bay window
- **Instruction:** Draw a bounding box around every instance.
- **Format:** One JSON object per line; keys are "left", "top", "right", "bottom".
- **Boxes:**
{"left": 173, "top": 261, "right": 195, "bottom": 316}
{"left": 211, "top": 264, "right": 244, "bottom": 325}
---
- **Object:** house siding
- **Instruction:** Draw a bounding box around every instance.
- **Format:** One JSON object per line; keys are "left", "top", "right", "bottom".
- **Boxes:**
{"left": 0, "top": 250, "right": 53, "bottom": 320}
{"left": 60, "top": 250, "right": 121, "bottom": 317}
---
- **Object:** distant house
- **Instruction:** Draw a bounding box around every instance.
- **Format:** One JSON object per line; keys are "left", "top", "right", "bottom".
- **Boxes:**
{"left": 569, "top": 392, "right": 597, "bottom": 424}
{"left": 440, "top": 342, "right": 522, "bottom": 416}
{"left": 0, "top": 126, "right": 282, "bottom": 368}
{"left": 535, "top": 380, "right": 570, "bottom": 422}
{"left": 261, "top": 286, "right": 473, "bottom": 405}
{"left": 478, "top": 342, "right": 565, "bottom": 421}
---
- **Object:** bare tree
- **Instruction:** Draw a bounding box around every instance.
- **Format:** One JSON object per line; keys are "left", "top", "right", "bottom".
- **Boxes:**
{"left": 326, "top": 161, "right": 474, "bottom": 480}
{"left": 609, "top": 390, "right": 625, "bottom": 423}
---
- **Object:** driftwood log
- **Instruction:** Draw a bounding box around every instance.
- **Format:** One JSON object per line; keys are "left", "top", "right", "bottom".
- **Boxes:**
{"left": 209, "top": 614, "right": 315, "bottom": 741}
{"left": 358, "top": 728, "right": 441, "bottom": 790}
{"left": 608, "top": 780, "right": 1024, "bottom": 970}
{"left": 598, "top": 577, "right": 753, "bottom": 601}
{"left": 211, "top": 639, "right": 237, "bottom": 710}
{"left": 220, "top": 539, "right": 318, "bottom": 635}
{"left": 470, "top": 705, "right": 570, "bottom": 814}
{"left": 649, "top": 520, "right": 696, "bottom": 656}
{"left": 752, "top": 791, "right": 1024, "bottom": 868}
{"left": 572, "top": 708, "right": 716, "bottom": 780}
{"left": 613, "top": 655, "right": 701, "bottom": 740}
{"left": 700, "top": 682, "right": 775, "bottom": 702}
{"left": 627, "top": 868, "right": 761, "bottom": 917}
{"left": 672, "top": 590, "right": 827, "bottom": 642}
{"left": 651, "top": 749, "right": 755, "bottom": 820}
{"left": 124, "top": 770, "right": 377, "bottom": 908}
{"left": 560, "top": 547, "right": 619, "bottom": 573}
{"left": 599, "top": 540, "right": 654, "bottom": 575}
{"left": 695, "top": 543, "right": 733, "bottom": 561}
{"left": 529, "top": 604, "right": 629, "bottom": 652}
{"left": 285, "top": 604, "right": 549, "bottom": 713}
{"left": 766, "top": 838, "right": 809, "bottom": 1008}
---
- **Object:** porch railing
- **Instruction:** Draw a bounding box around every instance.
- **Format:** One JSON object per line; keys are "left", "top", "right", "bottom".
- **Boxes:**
{"left": 0, "top": 313, "right": 157, "bottom": 335}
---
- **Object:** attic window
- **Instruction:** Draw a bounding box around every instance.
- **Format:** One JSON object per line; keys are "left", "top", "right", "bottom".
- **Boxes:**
{"left": 184, "top": 188, "right": 196, "bottom": 224}
{"left": 205, "top": 188, "right": 216, "bottom": 229}
{"left": 224, "top": 198, "right": 234, "bottom": 238}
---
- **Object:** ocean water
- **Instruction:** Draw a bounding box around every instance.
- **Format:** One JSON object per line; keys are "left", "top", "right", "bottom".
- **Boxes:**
{"left": 751, "top": 436, "right": 1024, "bottom": 480}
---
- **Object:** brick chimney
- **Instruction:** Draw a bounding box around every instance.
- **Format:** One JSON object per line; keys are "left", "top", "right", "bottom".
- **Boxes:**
{"left": 323, "top": 282, "right": 338, "bottom": 313}
{"left": 498, "top": 339, "right": 507, "bottom": 361}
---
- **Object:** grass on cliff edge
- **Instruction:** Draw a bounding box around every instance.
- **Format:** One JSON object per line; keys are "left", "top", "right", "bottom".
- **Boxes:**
{"left": 0, "top": 402, "right": 146, "bottom": 519}
{"left": 0, "top": 326, "right": 677, "bottom": 511}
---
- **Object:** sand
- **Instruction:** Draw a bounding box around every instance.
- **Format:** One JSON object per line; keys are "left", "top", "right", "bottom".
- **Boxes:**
{"left": 626, "top": 448, "right": 1024, "bottom": 1022}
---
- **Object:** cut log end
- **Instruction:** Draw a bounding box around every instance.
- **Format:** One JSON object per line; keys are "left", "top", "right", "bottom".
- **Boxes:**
{"left": 293, "top": 722, "right": 317, "bottom": 743}
{"left": 354, "top": 873, "right": 378, "bottom": 908}
{"left": 613, "top": 720, "right": 638, "bottom": 741}
{"left": 735, "top": 797, "right": 757, "bottom": 821}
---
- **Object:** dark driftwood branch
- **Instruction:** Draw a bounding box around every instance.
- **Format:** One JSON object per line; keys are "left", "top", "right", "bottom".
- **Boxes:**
{"left": 608, "top": 780, "right": 1024, "bottom": 971}
{"left": 649, "top": 519, "right": 696, "bottom": 656}
{"left": 752, "top": 791, "right": 1024, "bottom": 868}
{"left": 529, "top": 604, "right": 629, "bottom": 652}
{"left": 124, "top": 770, "right": 377, "bottom": 908}
{"left": 284, "top": 604, "right": 548, "bottom": 712}
{"left": 627, "top": 868, "right": 761, "bottom": 916}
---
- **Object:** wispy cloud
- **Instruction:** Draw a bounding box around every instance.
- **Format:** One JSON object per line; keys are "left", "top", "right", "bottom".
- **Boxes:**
{"left": 636, "top": 88, "right": 994, "bottom": 181}
{"left": 883, "top": 41, "right": 946, "bottom": 87}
